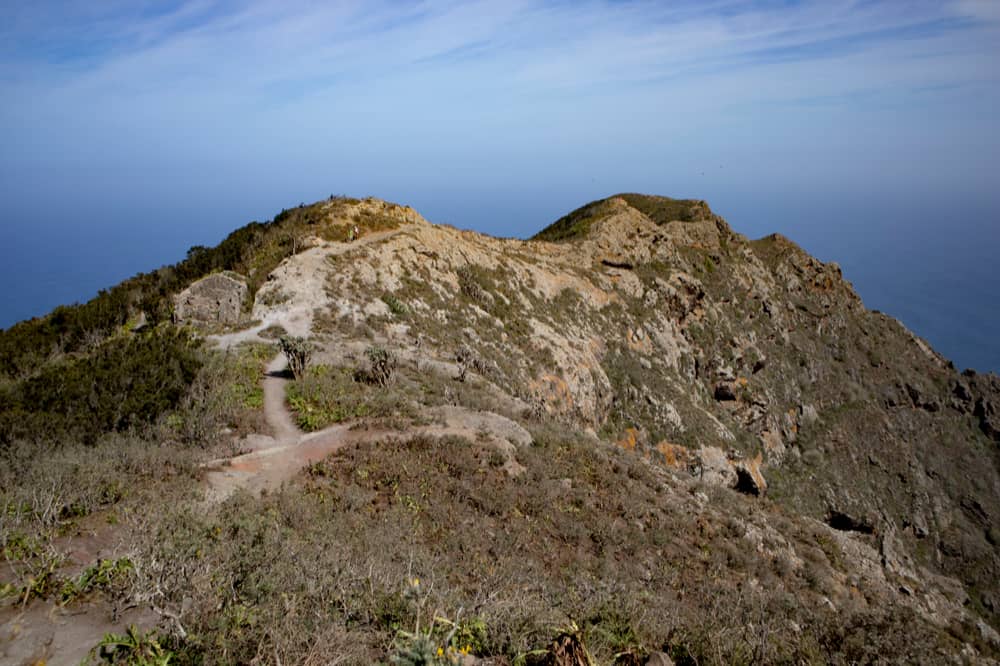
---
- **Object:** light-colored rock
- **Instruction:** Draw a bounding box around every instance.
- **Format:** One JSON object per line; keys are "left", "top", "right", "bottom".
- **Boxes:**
{"left": 646, "top": 652, "right": 675, "bottom": 666}
{"left": 174, "top": 272, "right": 247, "bottom": 325}
{"left": 697, "top": 446, "right": 738, "bottom": 488}
{"left": 798, "top": 404, "right": 819, "bottom": 427}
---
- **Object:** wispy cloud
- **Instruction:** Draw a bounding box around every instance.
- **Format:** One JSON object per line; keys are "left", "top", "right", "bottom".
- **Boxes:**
{"left": 3, "top": 1, "right": 994, "bottom": 94}
{"left": 0, "top": 1, "right": 997, "bottom": 200}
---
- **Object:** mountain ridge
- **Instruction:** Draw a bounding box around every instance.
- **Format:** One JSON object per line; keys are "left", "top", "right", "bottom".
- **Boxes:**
{"left": 1, "top": 193, "right": 999, "bottom": 664}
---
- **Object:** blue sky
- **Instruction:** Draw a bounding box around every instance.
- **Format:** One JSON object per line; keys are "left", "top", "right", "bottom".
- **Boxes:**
{"left": 1, "top": 0, "right": 999, "bottom": 370}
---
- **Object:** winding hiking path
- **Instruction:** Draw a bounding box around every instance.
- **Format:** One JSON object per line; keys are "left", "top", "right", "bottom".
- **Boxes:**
{"left": 203, "top": 227, "right": 532, "bottom": 500}
{"left": 202, "top": 352, "right": 533, "bottom": 501}
{"left": 203, "top": 354, "right": 351, "bottom": 501}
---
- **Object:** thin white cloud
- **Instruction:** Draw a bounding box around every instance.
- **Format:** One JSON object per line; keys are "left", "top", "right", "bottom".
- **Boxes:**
{"left": 1, "top": 0, "right": 997, "bottom": 175}
{"left": 6, "top": 1, "right": 994, "bottom": 92}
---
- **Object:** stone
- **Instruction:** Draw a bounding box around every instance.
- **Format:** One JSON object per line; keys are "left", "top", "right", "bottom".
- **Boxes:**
{"left": 981, "top": 416, "right": 1000, "bottom": 442}
{"left": 174, "top": 272, "right": 247, "bottom": 326}
{"left": 645, "top": 652, "right": 675, "bottom": 666}
{"left": 906, "top": 382, "right": 941, "bottom": 412}
{"left": 760, "top": 429, "right": 785, "bottom": 461}
{"left": 953, "top": 379, "right": 973, "bottom": 403}
{"left": 697, "top": 446, "right": 738, "bottom": 488}
{"left": 798, "top": 404, "right": 819, "bottom": 427}
{"left": 130, "top": 311, "right": 149, "bottom": 332}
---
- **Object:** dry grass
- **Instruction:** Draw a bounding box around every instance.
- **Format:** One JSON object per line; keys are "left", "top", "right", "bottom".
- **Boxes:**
{"left": 108, "top": 430, "right": 962, "bottom": 665}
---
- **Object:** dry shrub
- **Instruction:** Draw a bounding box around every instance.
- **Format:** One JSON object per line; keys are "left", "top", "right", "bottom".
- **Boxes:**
{"left": 110, "top": 430, "right": 967, "bottom": 664}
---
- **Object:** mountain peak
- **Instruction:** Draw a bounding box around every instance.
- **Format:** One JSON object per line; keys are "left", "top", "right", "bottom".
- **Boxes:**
{"left": 531, "top": 192, "right": 713, "bottom": 243}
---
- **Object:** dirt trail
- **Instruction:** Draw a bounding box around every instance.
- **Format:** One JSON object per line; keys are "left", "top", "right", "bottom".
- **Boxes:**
{"left": 203, "top": 354, "right": 350, "bottom": 501}
{"left": 203, "top": 222, "right": 533, "bottom": 500}
{"left": 203, "top": 355, "right": 533, "bottom": 501}
{"left": 263, "top": 355, "right": 300, "bottom": 445}
{"left": 1, "top": 602, "right": 158, "bottom": 666}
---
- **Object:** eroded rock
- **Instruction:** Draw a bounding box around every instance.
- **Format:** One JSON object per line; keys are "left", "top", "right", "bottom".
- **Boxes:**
{"left": 174, "top": 272, "right": 247, "bottom": 326}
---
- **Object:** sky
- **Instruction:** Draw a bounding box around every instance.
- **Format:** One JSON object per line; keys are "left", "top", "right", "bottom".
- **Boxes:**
{"left": 1, "top": 0, "right": 998, "bottom": 371}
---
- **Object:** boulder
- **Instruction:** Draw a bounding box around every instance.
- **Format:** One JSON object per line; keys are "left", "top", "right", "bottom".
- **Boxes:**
{"left": 696, "top": 446, "right": 738, "bottom": 488}
{"left": 798, "top": 404, "right": 819, "bottom": 427}
{"left": 981, "top": 415, "right": 1000, "bottom": 442}
{"left": 692, "top": 447, "right": 767, "bottom": 496}
{"left": 645, "top": 653, "right": 675, "bottom": 666}
{"left": 173, "top": 272, "right": 248, "bottom": 326}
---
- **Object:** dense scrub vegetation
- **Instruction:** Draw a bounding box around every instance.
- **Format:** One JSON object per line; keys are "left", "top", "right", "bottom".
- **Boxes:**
{"left": 0, "top": 198, "right": 361, "bottom": 380}
{"left": 615, "top": 193, "right": 705, "bottom": 225}
{"left": 0, "top": 342, "right": 270, "bottom": 611}
{"left": 115, "top": 430, "right": 962, "bottom": 665}
{"left": 3, "top": 192, "right": 998, "bottom": 663}
{"left": 0, "top": 328, "right": 202, "bottom": 447}
{"left": 530, "top": 193, "right": 704, "bottom": 242}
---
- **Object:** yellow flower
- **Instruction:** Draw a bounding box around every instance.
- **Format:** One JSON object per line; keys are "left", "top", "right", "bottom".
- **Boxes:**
{"left": 436, "top": 647, "right": 444, "bottom": 656}
{"left": 411, "top": 577, "right": 420, "bottom": 587}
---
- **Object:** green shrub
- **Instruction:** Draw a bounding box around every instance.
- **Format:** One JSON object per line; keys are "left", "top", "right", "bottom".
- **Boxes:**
{"left": 0, "top": 197, "right": 369, "bottom": 380}
{"left": 2, "top": 327, "right": 202, "bottom": 446}
{"left": 383, "top": 293, "right": 410, "bottom": 317}
{"left": 286, "top": 363, "right": 412, "bottom": 431}
{"left": 277, "top": 335, "right": 312, "bottom": 380}
{"left": 258, "top": 324, "right": 288, "bottom": 340}
{"left": 88, "top": 625, "right": 175, "bottom": 666}
{"left": 361, "top": 346, "right": 397, "bottom": 387}
{"left": 530, "top": 193, "right": 703, "bottom": 243}
{"left": 61, "top": 557, "right": 135, "bottom": 604}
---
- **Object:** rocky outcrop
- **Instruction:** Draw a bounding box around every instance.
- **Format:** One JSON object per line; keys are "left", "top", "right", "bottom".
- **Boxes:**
{"left": 174, "top": 272, "right": 247, "bottom": 326}
{"left": 248, "top": 193, "right": 1000, "bottom": 646}
{"left": 967, "top": 371, "right": 1000, "bottom": 442}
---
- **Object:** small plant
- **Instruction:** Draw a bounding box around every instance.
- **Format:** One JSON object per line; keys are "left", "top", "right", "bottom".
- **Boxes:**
{"left": 383, "top": 293, "right": 409, "bottom": 317}
{"left": 362, "top": 346, "right": 397, "bottom": 387}
{"left": 456, "top": 266, "right": 487, "bottom": 303}
{"left": 89, "top": 625, "right": 174, "bottom": 665}
{"left": 277, "top": 335, "right": 312, "bottom": 380}
{"left": 2, "top": 538, "right": 64, "bottom": 604}
{"left": 454, "top": 345, "right": 496, "bottom": 382}
{"left": 61, "top": 557, "right": 134, "bottom": 604}
{"left": 520, "top": 622, "right": 595, "bottom": 666}
{"left": 389, "top": 609, "right": 477, "bottom": 665}
{"left": 390, "top": 631, "right": 442, "bottom": 666}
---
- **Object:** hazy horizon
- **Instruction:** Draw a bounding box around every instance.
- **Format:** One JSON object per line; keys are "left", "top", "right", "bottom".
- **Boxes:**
{"left": 2, "top": 0, "right": 998, "bottom": 372}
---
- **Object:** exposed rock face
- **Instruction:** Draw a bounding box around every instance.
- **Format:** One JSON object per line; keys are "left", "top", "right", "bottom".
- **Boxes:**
{"left": 246, "top": 193, "right": 1000, "bottom": 654}
{"left": 174, "top": 273, "right": 247, "bottom": 325}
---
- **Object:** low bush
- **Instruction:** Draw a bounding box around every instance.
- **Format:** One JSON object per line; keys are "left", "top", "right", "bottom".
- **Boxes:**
{"left": 286, "top": 363, "right": 412, "bottom": 431}
{"left": 277, "top": 335, "right": 312, "bottom": 380}
{"left": 360, "top": 345, "right": 397, "bottom": 387}
{"left": 114, "top": 431, "right": 961, "bottom": 664}
{"left": 1, "top": 327, "right": 202, "bottom": 447}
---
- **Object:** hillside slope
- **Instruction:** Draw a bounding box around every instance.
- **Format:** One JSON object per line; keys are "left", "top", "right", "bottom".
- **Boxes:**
{"left": 1, "top": 194, "right": 998, "bottom": 664}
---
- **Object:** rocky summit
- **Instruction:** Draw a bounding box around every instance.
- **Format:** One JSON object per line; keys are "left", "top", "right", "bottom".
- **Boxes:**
{"left": 1, "top": 193, "right": 998, "bottom": 665}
